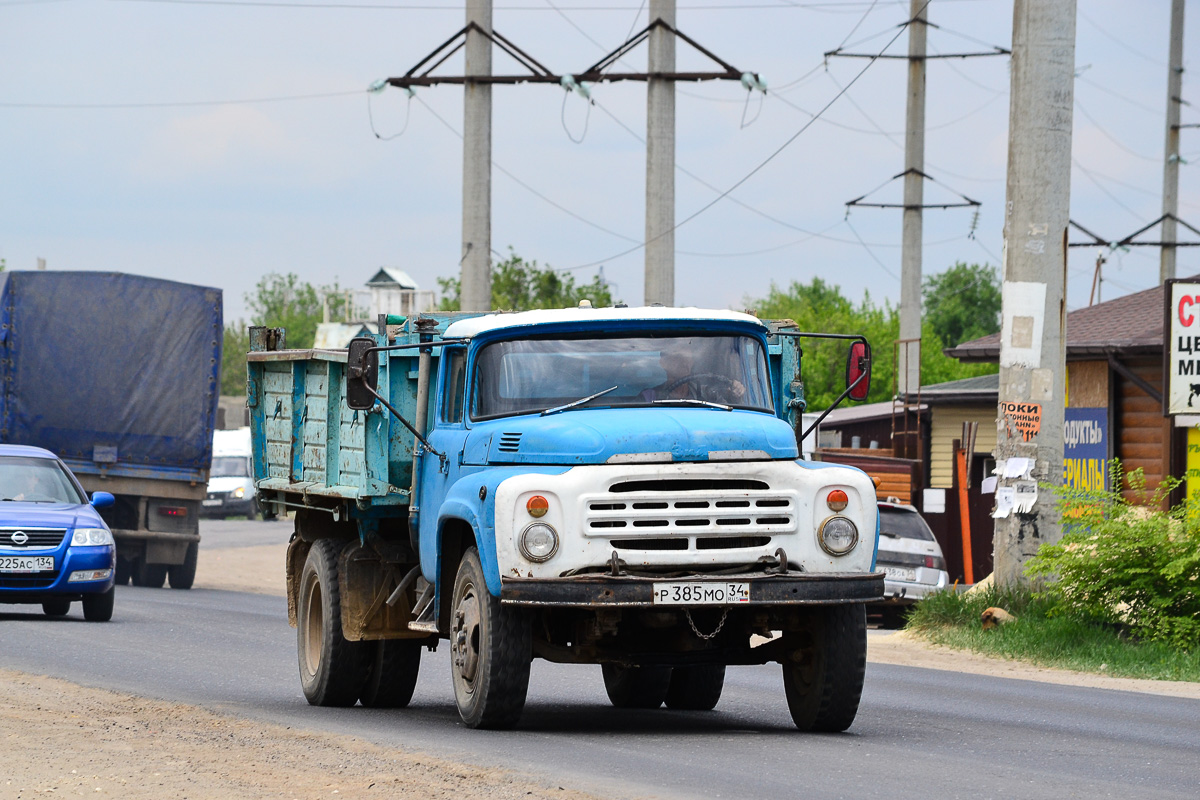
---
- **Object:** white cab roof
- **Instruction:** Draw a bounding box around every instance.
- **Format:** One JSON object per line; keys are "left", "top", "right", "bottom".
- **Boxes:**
{"left": 443, "top": 306, "right": 766, "bottom": 339}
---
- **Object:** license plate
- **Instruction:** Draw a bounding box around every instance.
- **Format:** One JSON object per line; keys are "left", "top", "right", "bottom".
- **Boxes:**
{"left": 202, "top": 499, "right": 223, "bottom": 506}
{"left": 883, "top": 566, "right": 916, "bottom": 582}
{"left": 0, "top": 555, "right": 55, "bottom": 573}
{"left": 652, "top": 581, "right": 750, "bottom": 605}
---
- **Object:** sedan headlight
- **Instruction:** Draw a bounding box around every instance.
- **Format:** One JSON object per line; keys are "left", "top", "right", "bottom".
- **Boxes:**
{"left": 72, "top": 528, "right": 114, "bottom": 546}
{"left": 518, "top": 522, "right": 559, "bottom": 562}
{"left": 817, "top": 516, "right": 858, "bottom": 556}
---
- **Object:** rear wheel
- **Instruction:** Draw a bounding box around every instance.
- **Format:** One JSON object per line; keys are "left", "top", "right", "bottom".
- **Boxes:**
{"left": 450, "top": 547, "right": 531, "bottom": 729}
{"left": 782, "top": 604, "right": 866, "bottom": 732}
{"left": 665, "top": 665, "right": 726, "bottom": 711}
{"left": 297, "top": 539, "right": 368, "bottom": 706}
{"left": 41, "top": 598, "right": 71, "bottom": 617}
{"left": 114, "top": 557, "right": 132, "bottom": 586}
{"left": 132, "top": 560, "right": 167, "bottom": 588}
{"left": 168, "top": 541, "right": 198, "bottom": 590}
{"left": 602, "top": 665, "right": 672, "bottom": 709}
{"left": 82, "top": 588, "right": 115, "bottom": 622}
{"left": 359, "top": 639, "right": 422, "bottom": 708}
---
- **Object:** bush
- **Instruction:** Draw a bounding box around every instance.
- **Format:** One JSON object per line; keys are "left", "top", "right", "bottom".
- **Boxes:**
{"left": 1026, "top": 465, "right": 1200, "bottom": 650}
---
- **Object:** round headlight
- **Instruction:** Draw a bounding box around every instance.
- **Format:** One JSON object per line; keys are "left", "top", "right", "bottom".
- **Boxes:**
{"left": 233, "top": 486, "right": 246, "bottom": 499}
{"left": 519, "top": 522, "right": 559, "bottom": 562}
{"left": 818, "top": 516, "right": 858, "bottom": 556}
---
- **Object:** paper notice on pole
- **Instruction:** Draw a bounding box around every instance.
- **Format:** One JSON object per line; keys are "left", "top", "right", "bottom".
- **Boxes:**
{"left": 993, "top": 486, "right": 1015, "bottom": 518}
{"left": 1014, "top": 480, "right": 1038, "bottom": 513}
{"left": 980, "top": 475, "right": 998, "bottom": 495}
{"left": 1003, "top": 457, "right": 1034, "bottom": 479}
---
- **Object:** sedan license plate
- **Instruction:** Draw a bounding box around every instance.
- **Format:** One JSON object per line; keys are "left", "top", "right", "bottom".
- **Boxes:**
{"left": 653, "top": 581, "right": 750, "bottom": 605}
{"left": 0, "top": 555, "right": 55, "bottom": 573}
{"left": 202, "top": 499, "right": 223, "bottom": 507}
{"left": 883, "top": 566, "right": 917, "bottom": 582}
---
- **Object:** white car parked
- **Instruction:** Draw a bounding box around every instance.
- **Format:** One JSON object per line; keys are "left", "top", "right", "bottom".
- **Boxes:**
{"left": 871, "top": 500, "right": 949, "bottom": 627}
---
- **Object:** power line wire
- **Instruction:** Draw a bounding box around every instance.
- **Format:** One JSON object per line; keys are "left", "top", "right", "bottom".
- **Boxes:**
{"left": 0, "top": 89, "right": 363, "bottom": 109}
{"left": 1074, "top": 99, "right": 1159, "bottom": 162}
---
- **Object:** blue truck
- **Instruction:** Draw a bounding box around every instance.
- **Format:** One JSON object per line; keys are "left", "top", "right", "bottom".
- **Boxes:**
{"left": 0, "top": 271, "right": 222, "bottom": 589}
{"left": 248, "top": 306, "right": 881, "bottom": 730}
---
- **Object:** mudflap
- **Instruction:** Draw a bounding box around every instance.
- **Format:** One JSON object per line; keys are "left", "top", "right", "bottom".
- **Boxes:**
{"left": 337, "top": 543, "right": 427, "bottom": 642}
{"left": 285, "top": 537, "right": 312, "bottom": 628}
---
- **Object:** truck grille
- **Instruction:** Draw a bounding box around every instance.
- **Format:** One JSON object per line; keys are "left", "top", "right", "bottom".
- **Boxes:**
{"left": 0, "top": 529, "right": 67, "bottom": 549}
{"left": 585, "top": 479, "right": 796, "bottom": 550}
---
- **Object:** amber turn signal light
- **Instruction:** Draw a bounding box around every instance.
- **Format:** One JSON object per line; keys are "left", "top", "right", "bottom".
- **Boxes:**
{"left": 826, "top": 489, "right": 848, "bottom": 512}
{"left": 526, "top": 495, "right": 549, "bottom": 517}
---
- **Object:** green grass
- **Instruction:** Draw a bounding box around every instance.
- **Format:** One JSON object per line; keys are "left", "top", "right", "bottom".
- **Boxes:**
{"left": 904, "top": 586, "right": 1200, "bottom": 682}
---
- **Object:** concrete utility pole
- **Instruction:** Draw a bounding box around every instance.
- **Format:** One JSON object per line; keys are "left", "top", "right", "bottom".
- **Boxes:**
{"left": 461, "top": 0, "right": 493, "bottom": 312}
{"left": 645, "top": 0, "right": 676, "bottom": 307}
{"left": 993, "top": 0, "right": 1076, "bottom": 587}
{"left": 1161, "top": 0, "right": 1186, "bottom": 284}
{"left": 898, "top": 0, "right": 928, "bottom": 398}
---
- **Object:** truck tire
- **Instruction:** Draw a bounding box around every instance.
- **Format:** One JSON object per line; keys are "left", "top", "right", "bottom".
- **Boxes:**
{"left": 359, "top": 639, "right": 422, "bottom": 708}
{"left": 42, "top": 598, "right": 71, "bottom": 617}
{"left": 665, "top": 665, "right": 726, "bottom": 711}
{"left": 132, "top": 560, "right": 168, "bottom": 589}
{"left": 782, "top": 603, "right": 867, "bottom": 732}
{"left": 297, "top": 538, "right": 368, "bottom": 706}
{"left": 168, "top": 541, "right": 199, "bottom": 590}
{"left": 450, "top": 547, "right": 531, "bottom": 729}
{"left": 82, "top": 588, "right": 115, "bottom": 622}
{"left": 602, "top": 665, "right": 672, "bottom": 709}
{"left": 114, "top": 557, "right": 132, "bottom": 586}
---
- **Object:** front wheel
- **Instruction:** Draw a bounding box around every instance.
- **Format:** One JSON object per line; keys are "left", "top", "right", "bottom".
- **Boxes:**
{"left": 82, "top": 588, "right": 115, "bottom": 622}
{"left": 782, "top": 604, "right": 867, "bottom": 732}
{"left": 297, "top": 539, "right": 368, "bottom": 706}
{"left": 450, "top": 547, "right": 531, "bottom": 729}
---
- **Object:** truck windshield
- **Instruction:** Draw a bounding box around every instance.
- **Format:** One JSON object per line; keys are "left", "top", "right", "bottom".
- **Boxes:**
{"left": 0, "top": 456, "right": 86, "bottom": 504}
{"left": 471, "top": 334, "right": 773, "bottom": 420}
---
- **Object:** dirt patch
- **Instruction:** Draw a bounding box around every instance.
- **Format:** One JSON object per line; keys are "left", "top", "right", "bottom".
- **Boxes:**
{"left": 196, "top": 543, "right": 287, "bottom": 596}
{"left": 0, "top": 669, "right": 607, "bottom": 800}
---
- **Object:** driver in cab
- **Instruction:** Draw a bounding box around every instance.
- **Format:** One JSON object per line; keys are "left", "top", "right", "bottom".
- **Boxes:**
{"left": 642, "top": 345, "right": 746, "bottom": 405}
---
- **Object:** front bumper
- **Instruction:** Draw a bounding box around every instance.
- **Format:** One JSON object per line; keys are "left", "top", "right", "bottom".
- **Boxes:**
{"left": 0, "top": 544, "right": 115, "bottom": 600}
{"left": 500, "top": 571, "right": 884, "bottom": 607}
{"left": 876, "top": 569, "right": 950, "bottom": 605}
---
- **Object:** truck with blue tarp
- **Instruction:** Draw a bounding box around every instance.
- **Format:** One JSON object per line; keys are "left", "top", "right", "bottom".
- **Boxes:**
{"left": 0, "top": 271, "right": 222, "bottom": 589}
{"left": 248, "top": 306, "right": 881, "bottom": 730}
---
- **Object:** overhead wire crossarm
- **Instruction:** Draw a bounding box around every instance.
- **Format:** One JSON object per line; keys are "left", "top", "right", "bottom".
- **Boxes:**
{"left": 845, "top": 168, "right": 980, "bottom": 210}
{"left": 386, "top": 19, "right": 754, "bottom": 89}
{"left": 1066, "top": 214, "right": 1200, "bottom": 249}
{"left": 824, "top": 17, "right": 1009, "bottom": 60}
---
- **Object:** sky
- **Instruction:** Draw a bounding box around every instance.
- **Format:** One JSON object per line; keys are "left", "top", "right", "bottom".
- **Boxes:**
{"left": 2, "top": 0, "right": 1198, "bottom": 324}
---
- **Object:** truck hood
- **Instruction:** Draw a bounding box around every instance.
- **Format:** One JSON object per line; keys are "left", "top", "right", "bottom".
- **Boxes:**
{"left": 0, "top": 502, "right": 104, "bottom": 529}
{"left": 468, "top": 408, "right": 799, "bottom": 465}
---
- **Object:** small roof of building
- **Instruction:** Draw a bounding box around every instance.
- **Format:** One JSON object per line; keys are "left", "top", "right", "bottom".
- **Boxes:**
{"left": 366, "top": 267, "right": 419, "bottom": 289}
{"left": 819, "top": 400, "right": 927, "bottom": 426}
{"left": 313, "top": 322, "right": 373, "bottom": 350}
{"left": 915, "top": 372, "right": 999, "bottom": 404}
{"left": 945, "top": 279, "right": 1183, "bottom": 362}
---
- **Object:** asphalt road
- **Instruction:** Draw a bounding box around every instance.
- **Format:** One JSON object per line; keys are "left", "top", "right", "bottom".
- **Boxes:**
{"left": 2, "top": 523, "right": 1198, "bottom": 799}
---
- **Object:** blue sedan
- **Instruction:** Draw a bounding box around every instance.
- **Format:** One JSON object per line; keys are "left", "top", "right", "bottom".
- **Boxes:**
{"left": 0, "top": 444, "right": 116, "bottom": 621}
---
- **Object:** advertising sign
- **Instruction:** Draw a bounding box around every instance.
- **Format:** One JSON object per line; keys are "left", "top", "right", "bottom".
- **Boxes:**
{"left": 1167, "top": 280, "right": 1200, "bottom": 414}
{"left": 1063, "top": 407, "right": 1108, "bottom": 492}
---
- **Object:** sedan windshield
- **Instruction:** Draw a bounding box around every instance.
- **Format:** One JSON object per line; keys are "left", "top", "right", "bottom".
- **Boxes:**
{"left": 471, "top": 334, "right": 773, "bottom": 420}
{"left": 0, "top": 456, "right": 86, "bottom": 504}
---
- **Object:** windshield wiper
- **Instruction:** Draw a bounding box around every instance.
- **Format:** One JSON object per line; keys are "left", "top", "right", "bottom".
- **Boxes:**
{"left": 541, "top": 386, "right": 620, "bottom": 416}
{"left": 649, "top": 398, "right": 732, "bottom": 411}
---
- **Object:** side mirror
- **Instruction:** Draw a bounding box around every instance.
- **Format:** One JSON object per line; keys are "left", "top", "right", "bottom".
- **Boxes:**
{"left": 346, "top": 337, "right": 379, "bottom": 411}
{"left": 846, "top": 341, "right": 871, "bottom": 402}
{"left": 91, "top": 491, "right": 115, "bottom": 509}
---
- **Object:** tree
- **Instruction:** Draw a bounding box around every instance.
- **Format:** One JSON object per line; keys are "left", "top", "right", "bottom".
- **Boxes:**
{"left": 922, "top": 262, "right": 1001, "bottom": 348}
{"left": 750, "top": 278, "right": 996, "bottom": 410}
{"left": 220, "top": 273, "right": 346, "bottom": 397}
{"left": 438, "top": 249, "right": 614, "bottom": 311}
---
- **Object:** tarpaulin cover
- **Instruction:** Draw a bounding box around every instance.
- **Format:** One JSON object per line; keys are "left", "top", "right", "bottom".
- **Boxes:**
{"left": 0, "top": 272, "right": 222, "bottom": 472}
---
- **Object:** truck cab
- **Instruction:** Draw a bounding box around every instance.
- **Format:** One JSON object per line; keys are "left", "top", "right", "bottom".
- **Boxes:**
{"left": 250, "top": 307, "right": 881, "bottom": 731}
